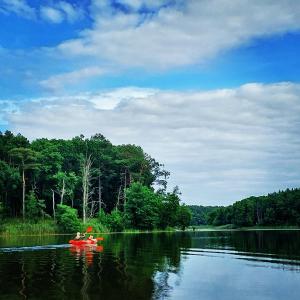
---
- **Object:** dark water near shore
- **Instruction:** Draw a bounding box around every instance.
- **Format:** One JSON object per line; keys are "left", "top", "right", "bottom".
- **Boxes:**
{"left": 0, "top": 231, "right": 300, "bottom": 300}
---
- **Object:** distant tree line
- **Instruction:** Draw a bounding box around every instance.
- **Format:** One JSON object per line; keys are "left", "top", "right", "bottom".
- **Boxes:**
{"left": 190, "top": 189, "right": 300, "bottom": 227}
{"left": 187, "top": 205, "right": 218, "bottom": 225}
{"left": 0, "top": 131, "right": 191, "bottom": 231}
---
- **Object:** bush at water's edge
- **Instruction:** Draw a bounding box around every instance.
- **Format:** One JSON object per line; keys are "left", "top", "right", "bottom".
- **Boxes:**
{"left": 0, "top": 218, "right": 110, "bottom": 235}
{"left": 0, "top": 219, "right": 59, "bottom": 235}
{"left": 0, "top": 218, "right": 182, "bottom": 236}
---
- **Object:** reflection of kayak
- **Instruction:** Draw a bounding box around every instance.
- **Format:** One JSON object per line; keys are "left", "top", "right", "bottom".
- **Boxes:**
{"left": 69, "top": 244, "right": 104, "bottom": 265}
{"left": 69, "top": 240, "right": 96, "bottom": 245}
{"left": 69, "top": 237, "right": 104, "bottom": 246}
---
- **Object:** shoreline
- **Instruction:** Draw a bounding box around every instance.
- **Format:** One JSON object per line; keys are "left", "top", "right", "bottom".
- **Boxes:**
{"left": 191, "top": 228, "right": 300, "bottom": 232}
{"left": 1, "top": 227, "right": 300, "bottom": 237}
{"left": 188, "top": 225, "right": 300, "bottom": 232}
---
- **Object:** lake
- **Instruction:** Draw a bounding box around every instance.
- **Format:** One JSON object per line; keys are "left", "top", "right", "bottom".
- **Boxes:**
{"left": 0, "top": 231, "right": 300, "bottom": 299}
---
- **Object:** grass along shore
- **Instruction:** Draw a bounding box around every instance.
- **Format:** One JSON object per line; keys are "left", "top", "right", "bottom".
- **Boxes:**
{"left": 0, "top": 218, "right": 108, "bottom": 236}
{"left": 0, "top": 218, "right": 177, "bottom": 236}
{"left": 0, "top": 219, "right": 59, "bottom": 236}
{"left": 1, "top": 219, "right": 299, "bottom": 237}
{"left": 189, "top": 224, "right": 300, "bottom": 231}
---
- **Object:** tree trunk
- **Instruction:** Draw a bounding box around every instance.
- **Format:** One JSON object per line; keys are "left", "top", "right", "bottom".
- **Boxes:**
{"left": 98, "top": 167, "right": 102, "bottom": 212}
{"left": 90, "top": 201, "right": 95, "bottom": 218}
{"left": 83, "top": 171, "right": 87, "bottom": 224}
{"left": 116, "top": 185, "right": 122, "bottom": 210}
{"left": 22, "top": 168, "right": 25, "bottom": 220}
{"left": 129, "top": 172, "right": 132, "bottom": 185}
{"left": 60, "top": 177, "right": 65, "bottom": 205}
{"left": 256, "top": 201, "right": 261, "bottom": 225}
{"left": 123, "top": 170, "right": 127, "bottom": 207}
{"left": 52, "top": 189, "right": 55, "bottom": 220}
{"left": 82, "top": 155, "right": 92, "bottom": 224}
{"left": 5, "top": 191, "right": 8, "bottom": 215}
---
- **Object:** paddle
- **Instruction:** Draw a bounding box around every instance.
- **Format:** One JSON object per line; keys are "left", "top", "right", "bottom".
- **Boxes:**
{"left": 85, "top": 226, "right": 104, "bottom": 241}
{"left": 86, "top": 226, "right": 93, "bottom": 233}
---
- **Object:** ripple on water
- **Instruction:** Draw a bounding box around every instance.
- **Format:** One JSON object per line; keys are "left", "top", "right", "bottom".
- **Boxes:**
{"left": 0, "top": 231, "right": 300, "bottom": 300}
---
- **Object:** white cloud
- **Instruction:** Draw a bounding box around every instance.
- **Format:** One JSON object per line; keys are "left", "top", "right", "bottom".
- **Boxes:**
{"left": 56, "top": 1, "right": 84, "bottom": 23}
{"left": 56, "top": 0, "right": 300, "bottom": 69}
{"left": 117, "top": 0, "right": 170, "bottom": 10}
{"left": 0, "top": 0, "right": 84, "bottom": 24}
{"left": 0, "top": 100, "right": 19, "bottom": 125}
{"left": 39, "top": 67, "right": 107, "bottom": 91}
{"left": 4, "top": 82, "right": 300, "bottom": 205}
{"left": 0, "top": 0, "right": 35, "bottom": 19}
{"left": 40, "top": 6, "right": 64, "bottom": 24}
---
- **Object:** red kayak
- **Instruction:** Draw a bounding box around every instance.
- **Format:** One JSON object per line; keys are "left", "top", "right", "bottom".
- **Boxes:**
{"left": 69, "top": 237, "right": 104, "bottom": 246}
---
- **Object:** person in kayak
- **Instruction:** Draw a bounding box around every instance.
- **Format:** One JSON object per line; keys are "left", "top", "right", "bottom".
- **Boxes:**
{"left": 87, "top": 235, "right": 97, "bottom": 243}
{"left": 74, "top": 232, "right": 85, "bottom": 240}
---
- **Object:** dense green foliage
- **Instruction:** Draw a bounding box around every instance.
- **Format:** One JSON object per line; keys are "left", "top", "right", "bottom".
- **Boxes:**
{"left": 176, "top": 205, "right": 192, "bottom": 230}
{"left": 26, "top": 190, "right": 47, "bottom": 220}
{"left": 0, "top": 131, "right": 190, "bottom": 232}
{"left": 56, "top": 204, "right": 81, "bottom": 233}
{"left": 188, "top": 205, "right": 219, "bottom": 225}
{"left": 125, "top": 182, "right": 161, "bottom": 230}
{"left": 159, "top": 191, "right": 181, "bottom": 229}
{"left": 206, "top": 189, "right": 300, "bottom": 227}
{"left": 106, "top": 209, "right": 124, "bottom": 232}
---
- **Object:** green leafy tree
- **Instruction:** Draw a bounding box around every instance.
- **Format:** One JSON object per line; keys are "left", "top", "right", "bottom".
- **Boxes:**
{"left": 1, "top": 132, "right": 171, "bottom": 227}
{"left": 98, "top": 209, "right": 107, "bottom": 225}
{"left": 0, "top": 131, "right": 29, "bottom": 161}
{"left": 9, "top": 147, "right": 39, "bottom": 219}
{"left": 125, "top": 182, "right": 161, "bottom": 230}
{"left": 188, "top": 205, "right": 218, "bottom": 225}
{"left": 206, "top": 188, "right": 300, "bottom": 227}
{"left": 177, "top": 205, "right": 192, "bottom": 230}
{"left": 56, "top": 204, "right": 80, "bottom": 233}
{"left": 107, "top": 209, "right": 124, "bottom": 232}
{"left": 0, "top": 160, "right": 20, "bottom": 216}
{"left": 159, "top": 190, "right": 181, "bottom": 229}
{"left": 26, "top": 190, "right": 46, "bottom": 220}
{"left": 53, "top": 171, "right": 78, "bottom": 205}
{"left": 264, "top": 207, "right": 276, "bottom": 225}
{"left": 212, "top": 207, "right": 229, "bottom": 226}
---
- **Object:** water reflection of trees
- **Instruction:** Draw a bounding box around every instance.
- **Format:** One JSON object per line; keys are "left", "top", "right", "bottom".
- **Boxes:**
{"left": 190, "top": 231, "right": 300, "bottom": 257}
{"left": 1, "top": 232, "right": 300, "bottom": 299}
{"left": 0, "top": 233, "right": 191, "bottom": 300}
{"left": 189, "top": 230, "right": 300, "bottom": 271}
{"left": 94, "top": 232, "right": 192, "bottom": 300}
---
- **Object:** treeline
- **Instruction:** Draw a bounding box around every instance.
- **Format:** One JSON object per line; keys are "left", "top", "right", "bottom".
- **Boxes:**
{"left": 0, "top": 131, "right": 191, "bottom": 232}
{"left": 207, "top": 188, "right": 300, "bottom": 227}
{"left": 188, "top": 205, "right": 218, "bottom": 225}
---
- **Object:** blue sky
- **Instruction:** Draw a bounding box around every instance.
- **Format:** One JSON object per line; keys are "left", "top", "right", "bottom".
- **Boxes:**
{"left": 1, "top": 0, "right": 300, "bottom": 205}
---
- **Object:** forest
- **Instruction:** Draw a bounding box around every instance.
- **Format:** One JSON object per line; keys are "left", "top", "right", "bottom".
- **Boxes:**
{"left": 2, "top": 130, "right": 298, "bottom": 233}
{"left": 0, "top": 131, "right": 191, "bottom": 233}
{"left": 187, "top": 205, "right": 218, "bottom": 226}
{"left": 189, "top": 188, "right": 300, "bottom": 227}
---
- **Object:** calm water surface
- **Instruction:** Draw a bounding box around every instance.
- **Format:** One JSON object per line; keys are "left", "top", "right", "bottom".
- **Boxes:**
{"left": 0, "top": 231, "right": 300, "bottom": 300}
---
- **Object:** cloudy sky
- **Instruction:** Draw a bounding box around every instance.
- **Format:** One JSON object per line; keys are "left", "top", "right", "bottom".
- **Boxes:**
{"left": 1, "top": 0, "right": 300, "bottom": 205}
